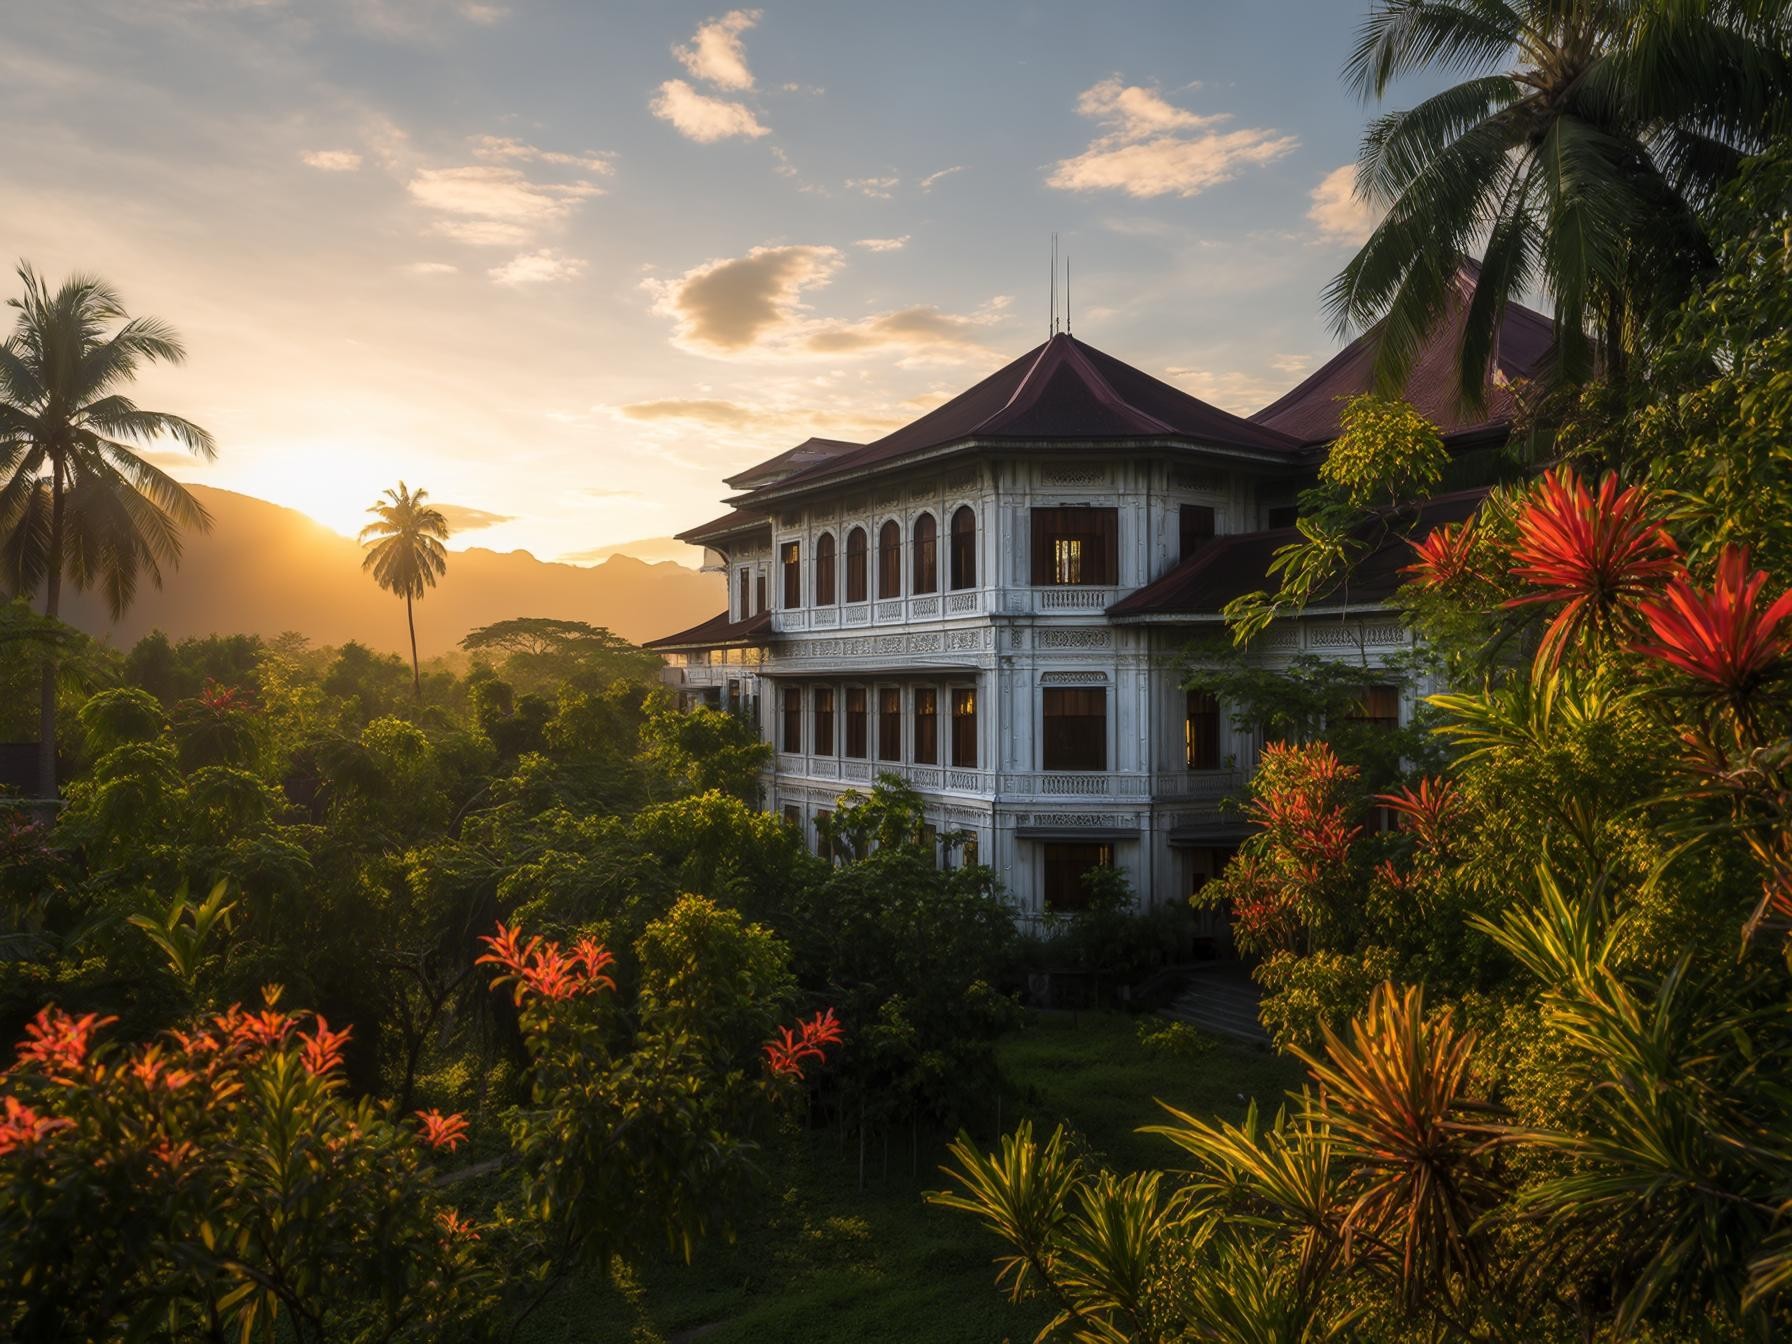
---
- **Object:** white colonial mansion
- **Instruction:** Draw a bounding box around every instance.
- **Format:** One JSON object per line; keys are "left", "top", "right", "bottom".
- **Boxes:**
{"left": 648, "top": 269, "right": 1550, "bottom": 924}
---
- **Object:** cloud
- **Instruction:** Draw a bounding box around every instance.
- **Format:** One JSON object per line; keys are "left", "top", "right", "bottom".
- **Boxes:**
{"left": 1269, "top": 353, "right": 1313, "bottom": 375}
{"left": 650, "top": 79, "right": 770, "bottom": 142}
{"left": 1047, "top": 77, "right": 1296, "bottom": 199}
{"left": 620, "top": 398, "right": 771, "bottom": 429}
{"left": 855, "top": 236, "right": 909, "bottom": 252}
{"left": 433, "top": 503, "right": 515, "bottom": 532}
{"left": 488, "top": 249, "right": 587, "bottom": 286}
{"left": 800, "top": 306, "right": 1000, "bottom": 361}
{"left": 674, "top": 9, "right": 760, "bottom": 91}
{"left": 1307, "top": 164, "right": 1377, "bottom": 245}
{"left": 400, "top": 261, "right": 459, "bottom": 275}
{"left": 918, "top": 165, "right": 964, "bottom": 191}
{"left": 407, "top": 164, "right": 601, "bottom": 245}
{"left": 301, "top": 148, "right": 363, "bottom": 171}
{"left": 471, "top": 135, "right": 615, "bottom": 175}
{"left": 845, "top": 175, "right": 899, "bottom": 198}
{"left": 646, "top": 243, "right": 1007, "bottom": 363}
{"left": 646, "top": 244, "right": 844, "bottom": 351}
{"left": 1164, "top": 365, "right": 1281, "bottom": 415}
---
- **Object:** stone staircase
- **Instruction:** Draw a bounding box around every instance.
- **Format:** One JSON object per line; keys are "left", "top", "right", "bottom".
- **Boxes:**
{"left": 1160, "top": 962, "right": 1269, "bottom": 1046}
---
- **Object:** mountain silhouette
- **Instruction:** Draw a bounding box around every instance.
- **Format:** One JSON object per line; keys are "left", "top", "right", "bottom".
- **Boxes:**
{"left": 52, "top": 484, "right": 722, "bottom": 657}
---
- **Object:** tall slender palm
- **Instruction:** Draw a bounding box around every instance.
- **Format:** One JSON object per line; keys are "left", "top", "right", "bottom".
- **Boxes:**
{"left": 0, "top": 263, "right": 215, "bottom": 799}
{"left": 359, "top": 482, "right": 449, "bottom": 700}
{"left": 1329, "top": 0, "right": 1791, "bottom": 407}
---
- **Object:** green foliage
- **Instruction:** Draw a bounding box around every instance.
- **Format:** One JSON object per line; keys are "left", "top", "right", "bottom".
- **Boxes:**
{"left": 1320, "top": 393, "right": 1448, "bottom": 509}
{"left": 1134, "top": 1018, "right": 1215, "bottom": 1061}
{"left": 639, "top": 691, "right": 771, "bottom": 803}
{"left": 461, "top": 616, "right": 661, "bottom": 694}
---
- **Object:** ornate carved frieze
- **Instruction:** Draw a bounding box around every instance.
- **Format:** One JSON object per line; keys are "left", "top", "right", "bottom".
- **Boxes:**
{"left": 1172, "top": 467, "right": 1226, "bottom": 492}
{"left": 1038, "top": 628, "right": 1111, "bottom": 648}
{"left": 1039, "top": 670, "right": 1109, "bottom": 684}
{"left": 1039, "top": 465, "right": 1105, "bottom": 486}
{"left": 1026, "top": 813, "right": 1127, "bottom": 828}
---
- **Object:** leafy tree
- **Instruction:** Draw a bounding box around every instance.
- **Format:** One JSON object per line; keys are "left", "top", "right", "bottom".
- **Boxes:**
{"left": 0, "top": 263, "right": 215, "bottom": 797}
{"left": 359, "top": 483, "right": 449, "bottom": 701}
{"left": 637, "top": 691, "right": 770, "bottom": 803}
{"left": 461, "top": 617, "right": 660, "bottom": 693}
{"left": 1331, "top": 0, "right": 1791, "bottom": 400}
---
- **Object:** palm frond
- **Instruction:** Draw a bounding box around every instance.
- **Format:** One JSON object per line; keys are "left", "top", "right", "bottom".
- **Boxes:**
{"left": 1344, "top": 0, "right": 1522, "bottom": 101}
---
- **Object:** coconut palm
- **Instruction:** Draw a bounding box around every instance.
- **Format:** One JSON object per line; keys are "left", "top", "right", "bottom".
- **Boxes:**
{"left": 1328, "top": 0, "right": 1792, "bottom": 406}
{"left": 0, "top": 263, "right": 215, "bottom": 799}
{"left": 358, "top": 482, "right": 449, "bottom": 700}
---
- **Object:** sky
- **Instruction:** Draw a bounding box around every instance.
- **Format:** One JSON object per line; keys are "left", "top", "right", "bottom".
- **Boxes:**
{"left": 2, "top": 0, "right": 1443, "bottom": 566}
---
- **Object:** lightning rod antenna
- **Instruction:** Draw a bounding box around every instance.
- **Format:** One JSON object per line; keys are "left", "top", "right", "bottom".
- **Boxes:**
{"left": 1048, "top": 234, "right": 1057, "bottom": 336}
{"left": 1065, "top": 255, "right": 1071, "bottom": 334}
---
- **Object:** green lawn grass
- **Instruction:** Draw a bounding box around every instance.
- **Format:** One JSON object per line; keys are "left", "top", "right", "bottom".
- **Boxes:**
{"left": 516, "top": 1012, "right": 1307, "bottom": 1344}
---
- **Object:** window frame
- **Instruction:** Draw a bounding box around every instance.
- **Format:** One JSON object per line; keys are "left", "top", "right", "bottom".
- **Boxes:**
{"left": 877, "top": 519, "right": 902, "bottom": 600}
{"left": 780, "top": 541, "right": 801, "bottom": 609}
{"left": 812, "top": 687, "right": 835, "bottom": 756}
{"left": 950, "top": 687, "right": 978, "bottom": 768}
{"left": 912, "top": 512, "right": 938, "bottom": 594}
{"left": 1041, "top": 686, "right": 1107, "bottom": 772}
{"left": 1041, "top": 842, "right": 1114, "bottom": 913}
{"left": 845, "top": 527, "right": 868, "bottom": 603}
{"left": 814, "top": 532, "right": 837, "bottom": 605}
{"left": 781, "top": 686, "right": 802, "bottom": 753}
{"left": 844, "top": 686, "right": 868, "bottom": 758}
{"left": 948, "top": 506, "right": 977, "bottom": 590}
{"left": 1030, "top": 506, "right": 1119, "bottom": 586}
{"left": 877, "top": 686, "right": 902, "bottom": 761}
{"left": 1185, "top": 689, "right": 1221, "bottom": 770}
{"left": 913, "top": 687, "right": 939, "bottom": 765}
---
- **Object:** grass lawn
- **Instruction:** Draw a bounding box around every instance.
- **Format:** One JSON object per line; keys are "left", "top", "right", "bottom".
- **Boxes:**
{"left": 518, "top": 1011, "right": 1307, "bottom": 1343}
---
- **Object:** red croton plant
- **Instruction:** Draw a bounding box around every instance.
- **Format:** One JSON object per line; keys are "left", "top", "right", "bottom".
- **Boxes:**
{"left": 1, "top": 909, "right": 842, "bottom": 1340}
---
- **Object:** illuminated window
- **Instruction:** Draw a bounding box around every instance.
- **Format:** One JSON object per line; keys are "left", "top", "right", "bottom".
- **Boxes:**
{"left": 913, "top": 688, "right": 938, "bottom": 765}
{"left": 1031, "top": 507, "right": 1117, "bottom": 585}
{"left": 782, "top": 687, "right": 802, "bottom": 752}
{"left": 1185, "top": 690, "right": 1220, "bottom": 770}
{"left": 951, "top": 688, "right": 977, "bottom": 767}
{"left": 781, "top": 542, "right": 801, "bottom": 609}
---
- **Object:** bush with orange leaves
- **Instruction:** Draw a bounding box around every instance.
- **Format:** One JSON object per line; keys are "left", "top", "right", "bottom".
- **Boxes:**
{"left": 0, "top": 989, "right": 493, "bottom": 1343}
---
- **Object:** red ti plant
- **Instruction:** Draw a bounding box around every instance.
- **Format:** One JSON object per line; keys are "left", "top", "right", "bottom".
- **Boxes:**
{"left": 1404, "top": 518, "right": 1479, "bottom": 588}
{"left": 1506, "top": 467, "right": 1680, "bottom": 669}
{"left": 1633, "top": 545, "right": 1792, "bottom": 720}
{"left": 763, "top": 1007, "right": 846, "bottom": 1080}
{"left": 0, "top": 994, "right": 492, "bottom": 1342}
{"left": 1375, "top": 776, "right": 1464, "bottom": 856}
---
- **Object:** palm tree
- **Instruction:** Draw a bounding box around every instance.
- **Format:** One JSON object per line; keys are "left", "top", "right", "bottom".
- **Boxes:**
{"left": 359, "top": 482, "right": 449, "bottom": 700}
{"left": 1328, "top": 0, "right": 1791, "bottom": 407}
{"left": 0, "top": 263, "right": 215, "bottom": 799}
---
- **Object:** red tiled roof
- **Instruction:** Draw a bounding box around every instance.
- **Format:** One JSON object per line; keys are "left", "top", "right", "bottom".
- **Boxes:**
{"left": 643, "top": 609, "right": 772, "bottom": 650}
{"left": 1108, "top": 489, "right": 1490, "bottom": 618}
{"left": 747, "top": 333, "right": 1301, "bottom": 497}
{"left": 1251, "top": 266, "right": 1554, "bottom": 445}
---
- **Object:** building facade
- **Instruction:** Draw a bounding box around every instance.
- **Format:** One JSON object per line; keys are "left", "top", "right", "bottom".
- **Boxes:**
{"left": 649, "top": 280, "right": 1548, "bottom": 928}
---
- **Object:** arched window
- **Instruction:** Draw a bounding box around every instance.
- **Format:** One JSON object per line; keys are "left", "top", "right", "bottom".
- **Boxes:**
{"left": 877, "top": 520, "right": 901, "bottom": 599}
{"left": 845, "top": 527, "right": 868, "bottom": 603}
{"left": 912, "top": 513, "right": 938, "bottom": 594}
{"left": 949, "top": 506, "right": 977, "bottom": 590}
{"left": 814, "top": 532, "right": 837, "bottom": 605}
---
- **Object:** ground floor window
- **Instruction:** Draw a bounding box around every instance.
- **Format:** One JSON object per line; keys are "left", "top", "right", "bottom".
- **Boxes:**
{"left": 1350, "top": 683, "right": 1401, "bottom": 730}
{"left": 1042, "top": 842, "right": 1114, "bottom": 913}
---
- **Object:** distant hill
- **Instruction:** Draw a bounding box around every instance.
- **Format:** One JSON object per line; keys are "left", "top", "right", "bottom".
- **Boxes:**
{"left": 53, "top": 485, "right": 724, "bottom": 657}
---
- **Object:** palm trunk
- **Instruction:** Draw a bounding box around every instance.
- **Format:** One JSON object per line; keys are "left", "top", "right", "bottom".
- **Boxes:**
{"left": 36, "top": 459, "right": 66, "bottom": 802}
{"left": 406, "top": 590, "right": 421, "bottom": 701}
